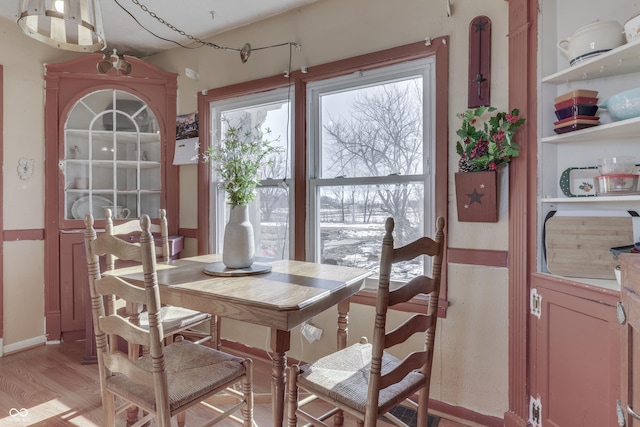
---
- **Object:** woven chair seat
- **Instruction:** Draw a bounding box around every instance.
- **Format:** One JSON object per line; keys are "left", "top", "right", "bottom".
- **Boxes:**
{"left": 139, "top": 306, "right": 211, "bottom": 334}
{"left": 106, "top": 340, "right": 246, "bottom": 412}
{"left": 298, "top": 341, "right": 425, "bottom": 414}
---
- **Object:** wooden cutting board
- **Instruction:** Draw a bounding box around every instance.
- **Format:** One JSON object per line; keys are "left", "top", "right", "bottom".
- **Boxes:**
{"left": 545, "top": 215, "right": 635, "bottom": 279}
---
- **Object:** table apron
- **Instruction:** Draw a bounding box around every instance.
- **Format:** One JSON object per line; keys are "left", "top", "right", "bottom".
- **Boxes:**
{"left": 157, "top": 279, "right": 365, "bottom": 331}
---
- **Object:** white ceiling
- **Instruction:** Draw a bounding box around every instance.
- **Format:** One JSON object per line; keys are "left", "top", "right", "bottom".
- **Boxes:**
{"left": 1, "top": 0, "right": 319, "bottom": 57}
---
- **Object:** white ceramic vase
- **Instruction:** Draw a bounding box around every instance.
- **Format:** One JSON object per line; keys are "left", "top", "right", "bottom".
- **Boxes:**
{"left": 222, "top": 205, "right": 255, "bottom": 269}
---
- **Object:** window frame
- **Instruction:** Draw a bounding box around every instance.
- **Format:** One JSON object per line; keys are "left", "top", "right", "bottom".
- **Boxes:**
{"left": 197, "top": 37, "right": 449, "bottom": 314}
{"left": 306, "top": 58, "right": 436, "bottom": 265}
{"left": 206, "top": 87, "right": 295, "bottom": 257}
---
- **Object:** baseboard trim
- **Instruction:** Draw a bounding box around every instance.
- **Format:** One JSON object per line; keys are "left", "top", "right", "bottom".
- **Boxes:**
{"left": 220, "top": 338, "right": 505, "bottom": 426}
{"left": 2, "top": 335, "right": 46, "bottom": 356}
{"left": 429, "top": 400, "right": 504, "bottom": 427}
{"left": 503, "top": 410, "right": 528, "bottom": 427}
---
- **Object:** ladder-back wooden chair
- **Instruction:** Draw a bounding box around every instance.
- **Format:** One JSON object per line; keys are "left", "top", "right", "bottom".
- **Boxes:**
{"left": 286, "top": 216, "right": 445, "bottom": 427}
{"left": 105, "top": 208, "right": 217, "bottom": 348}
{"left": 84, "top": 213, "right": 254, "bottom": 427}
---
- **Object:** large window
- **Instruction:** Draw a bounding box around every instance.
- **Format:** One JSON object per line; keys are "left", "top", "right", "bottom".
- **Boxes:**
{"left": 308, "top": 59, "right": 436, "bottom": 280}
{"left": 209, "top": 88, "right": 293, "bottom": 259}
{"left": 200, "top": 38, "right": 449, "bottom": 296}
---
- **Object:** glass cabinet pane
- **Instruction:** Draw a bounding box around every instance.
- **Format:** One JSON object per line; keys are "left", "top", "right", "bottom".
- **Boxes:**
{"left": 64, "top": 89, "right": 162, "bottom": 220}
{"left": 140, "top": 193, "right": 162, "bottom": 217}
{"left": 116, "top": 164, "right": 138, "bottom": 190}
{"left": 115, "top": 133, "right": 137, "bottom": 161}
{"left": 140, "top": 165, "right": 161, "bottom": 190}
{"left": 92, "top": 135, "right": 114, "bottom": 161}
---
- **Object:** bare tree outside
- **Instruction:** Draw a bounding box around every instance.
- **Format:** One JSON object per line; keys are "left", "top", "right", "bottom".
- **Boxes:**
{"left": 259, "top": 149, "right": 288, "bottom": 222}
{"left": 322, "top": 80, "right": 424, "bottom": 241}
{"left": 316, "top": 77, "right": 427, "bottom": 279}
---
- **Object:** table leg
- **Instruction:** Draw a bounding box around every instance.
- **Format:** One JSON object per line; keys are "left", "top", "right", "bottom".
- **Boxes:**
{"left": 335, "top": 299, "right": 352, "bottom": 426}
{"left": 337, "top": 299, "right": 350, "bottom": 350}
{"left": 270, "top": 328, "right": 291, "bottom": 427}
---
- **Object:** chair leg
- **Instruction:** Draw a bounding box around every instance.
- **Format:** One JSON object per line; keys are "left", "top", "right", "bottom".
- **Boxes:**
{"left": 103, "top": 392, "right": 116, "bottom": 426}
{"left": 126, "top": 342, "right": 141, "bottom": 426}
{"left": 242, "top": 358, "right": 254, "bottom": 427}
{"left": 177, "top": 411, "right": 186, "bottom": 427}
{"left": 286, "top": 365, "right": 300, "bottom": 427}
{"left": 416, "top": 385, "right": 430, "bottom": 427}
{"left": 211, "top": 315, "right": 219, "bottom": 349}
{"left": 125, "top": 405, "right": 139, "bottom": 426}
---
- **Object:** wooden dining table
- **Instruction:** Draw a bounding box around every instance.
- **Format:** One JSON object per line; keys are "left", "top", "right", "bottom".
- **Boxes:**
{"left": 109, "top": 254, "right": 372, "bottom": 427}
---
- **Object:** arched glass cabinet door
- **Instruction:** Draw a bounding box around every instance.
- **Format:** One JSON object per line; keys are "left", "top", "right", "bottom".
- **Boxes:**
{"left": 64, "top": 89, "right": 161, "bottom": 220}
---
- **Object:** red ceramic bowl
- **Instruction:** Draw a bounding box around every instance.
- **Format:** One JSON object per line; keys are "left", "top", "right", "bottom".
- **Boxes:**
{"left": 554, "top": 115, "right": 599, "bottom": 126}
{"left": 554, "top": 96, "right": 599, "bottom": 110}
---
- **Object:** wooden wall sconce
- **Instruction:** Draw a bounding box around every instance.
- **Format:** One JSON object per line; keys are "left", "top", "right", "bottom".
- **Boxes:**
{"left": 468, "top": 16, "right": 491, "bottom": 108}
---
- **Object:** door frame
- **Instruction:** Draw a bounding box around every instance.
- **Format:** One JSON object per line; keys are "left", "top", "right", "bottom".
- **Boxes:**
{"left": 506, "top": 0, "right": 537, "bottom": 426}
{"left": 0, "top": 65, "right": 4, "bottom": 351}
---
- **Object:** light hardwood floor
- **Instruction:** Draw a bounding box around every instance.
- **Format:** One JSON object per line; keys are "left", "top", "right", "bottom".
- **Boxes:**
{"left": 0, "top": 341, "right": 470, "bottom": 426}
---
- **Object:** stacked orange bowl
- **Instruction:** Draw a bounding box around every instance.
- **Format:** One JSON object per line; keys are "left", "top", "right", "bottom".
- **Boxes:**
{"left": 553, "top": 89, "right": 600, "bottom": 134}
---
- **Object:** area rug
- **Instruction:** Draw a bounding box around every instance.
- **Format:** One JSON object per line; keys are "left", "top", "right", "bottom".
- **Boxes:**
{"left": 385, "top": 405, "right": 440, "bottom": 427}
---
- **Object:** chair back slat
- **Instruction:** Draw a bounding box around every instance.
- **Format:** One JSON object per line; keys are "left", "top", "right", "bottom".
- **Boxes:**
{"left": 387, "top": 275, "right": 436, "bottom": 306}
{"left": 92, "top": 233, "right": 144, "bottom": 263}
{"left": 96, "top": 276, "right": 147, "bottom": 305}
{"left": 98, "top": 315, "right": 152, "bottom": 347}
{"left": 102, "top": 352, "right": 155, "bottom": 388}
{"left": 391, "top": 235, "right": 442, "bottom": 264}
{"left": 105, "top": 208, "right": 170, "bottom": 268}
{"left": 107, "top": 219, "right": 150, "bottom": 235}
{"left": 379, "top": 350, "right": 429, "bottom": 390}
{"left": 384, "top": 313, "right": 433, "bottom": 349}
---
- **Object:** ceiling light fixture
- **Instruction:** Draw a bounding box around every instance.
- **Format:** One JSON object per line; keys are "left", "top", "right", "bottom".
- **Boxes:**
{"left": 17, "top": 0, "right": 106, "bottom": 52}
{"left": 97, "top": 50, "right": 132, "bottom": 75}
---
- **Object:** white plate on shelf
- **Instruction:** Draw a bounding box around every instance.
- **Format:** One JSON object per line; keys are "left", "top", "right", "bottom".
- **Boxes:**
{"left": 71, "top": 195, "right": 113, "bottom": 220}
{"left": 559, "top": 167, "right": 598, "bottom": 197}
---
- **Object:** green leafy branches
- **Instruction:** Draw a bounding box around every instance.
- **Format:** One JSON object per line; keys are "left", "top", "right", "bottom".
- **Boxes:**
{"left": 203, "top": 121, "right": 281, "bottom": 206}
{"left": 456, "top": 105, "right": 526, "bottom": 172}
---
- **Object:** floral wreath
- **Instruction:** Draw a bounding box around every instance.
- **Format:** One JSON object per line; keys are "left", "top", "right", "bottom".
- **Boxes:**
{"left": 456, "top": 105, "right": 525, "bottom": 172}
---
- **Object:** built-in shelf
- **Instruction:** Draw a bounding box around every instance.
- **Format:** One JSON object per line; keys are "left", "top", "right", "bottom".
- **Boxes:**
{"left": 539, "top": 24, "right": 640, "bottom": 292}
{"left": 542, "top": 116, "right": 640, "bottom": 143}
{"left": 542, "top": 39, "right": 640, "bottom": 84}
{"left": 541, "top": 195, "right": 640, "bottom": 203}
